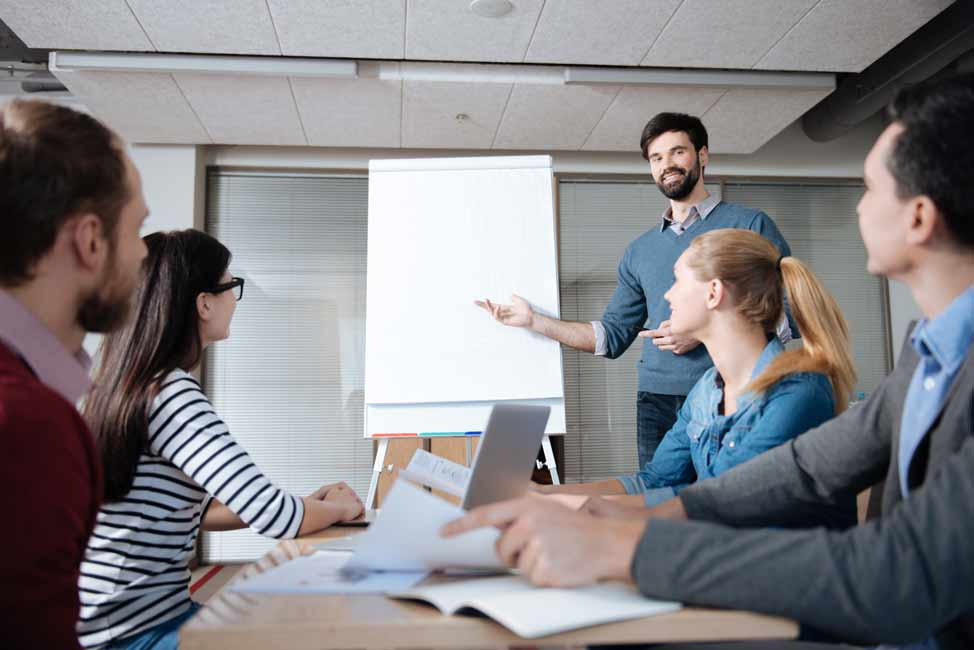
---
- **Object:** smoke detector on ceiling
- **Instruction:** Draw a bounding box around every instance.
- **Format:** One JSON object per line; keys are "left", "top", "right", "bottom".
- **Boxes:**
{"left": 469, "top": 0, "right": 514, "bottom": 18}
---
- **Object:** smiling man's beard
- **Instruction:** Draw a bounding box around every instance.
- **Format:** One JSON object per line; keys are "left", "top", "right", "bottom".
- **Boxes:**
{"left": 656, "top": 158, "right": 702, "bottom": 200}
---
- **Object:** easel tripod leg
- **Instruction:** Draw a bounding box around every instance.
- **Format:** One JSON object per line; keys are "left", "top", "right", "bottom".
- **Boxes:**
{"left": 366, "top": 438, "right": 389, "bottom": 509}
{"left": 541, "top": 435, "right": 560, "bottom": 485}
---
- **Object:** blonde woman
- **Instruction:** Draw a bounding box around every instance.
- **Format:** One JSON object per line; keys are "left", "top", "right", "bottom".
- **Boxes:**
{"left": 542, "top": 228, "right": 857, "bottom": 510}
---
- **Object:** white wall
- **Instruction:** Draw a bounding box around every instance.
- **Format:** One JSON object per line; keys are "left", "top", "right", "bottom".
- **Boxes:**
{"left": 130, "top": 144, "right": 205, "bottom": 233}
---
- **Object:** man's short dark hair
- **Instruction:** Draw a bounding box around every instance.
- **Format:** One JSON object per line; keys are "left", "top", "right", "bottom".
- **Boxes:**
{"left": 887, "top": 73, "right": 974, "bottom": 248}
{"left": 639, "top": 112, "right": 709, "bottom": 161}
{"left": 0, "top": 99, "right": 129, "bottom": 286}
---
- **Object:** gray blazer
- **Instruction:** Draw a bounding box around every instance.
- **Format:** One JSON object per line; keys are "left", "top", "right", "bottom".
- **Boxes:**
{"left": 631, "top": 337, "right": 974, "bottom": 649}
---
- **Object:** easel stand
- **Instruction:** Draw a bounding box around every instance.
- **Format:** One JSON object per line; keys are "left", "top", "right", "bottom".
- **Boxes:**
{"left": 366, "top": 434, "right": 560, "bottom": 509}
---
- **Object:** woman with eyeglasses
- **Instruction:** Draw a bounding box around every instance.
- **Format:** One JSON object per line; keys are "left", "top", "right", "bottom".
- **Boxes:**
{"left": 77, "top": 229, "right": 364, "bottom": 650}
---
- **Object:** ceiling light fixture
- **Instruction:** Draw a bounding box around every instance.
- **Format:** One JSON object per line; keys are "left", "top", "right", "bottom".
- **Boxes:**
{"left": 47, "top": 51, "right": 833, "bottom": 92}
{"left": 470, "top": 0, "right": 514, "bottom": 18}
{"left": 49, "top": 51, "right": 357, "bottom": 79}
{"left": 564, "top": 66, "right": 834, "bottom": 90}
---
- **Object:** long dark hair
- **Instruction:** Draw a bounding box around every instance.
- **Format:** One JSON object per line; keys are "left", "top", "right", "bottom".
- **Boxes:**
{"left": 84, "top": 229, "right": 231, "bottom": 501}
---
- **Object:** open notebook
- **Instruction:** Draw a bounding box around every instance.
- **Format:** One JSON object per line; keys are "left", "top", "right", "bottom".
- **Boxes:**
{"left": 390, "top": 574, "right": 681, "bottom": 639}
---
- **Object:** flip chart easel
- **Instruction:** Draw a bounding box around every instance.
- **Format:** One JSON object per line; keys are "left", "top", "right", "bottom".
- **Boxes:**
{"left": 364, "top": 156, "right": 566, "bottom": 509}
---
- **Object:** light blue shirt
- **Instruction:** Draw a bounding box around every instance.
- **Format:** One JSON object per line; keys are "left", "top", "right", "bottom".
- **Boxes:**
{"left": 882, "top": 286, "right": 974, "bottom": 650}
{"left": 898, "top": 287, "right": 974, "bottom": 497}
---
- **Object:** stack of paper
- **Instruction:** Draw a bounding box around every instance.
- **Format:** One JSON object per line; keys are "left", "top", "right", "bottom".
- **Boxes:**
{"left": 391, "top": 575, "right": 682, "bottom": 638}
{"left": 398, "top": 449, "right": 471, "bottom": 498}
{"left": 232, "top": 551, "right": 427, "bottom": 595}
{"left": 231, "top": 480, "right": 682, "bottom": 638}
{"left": 346, "top": 480, "right": 503, "bottom": 571}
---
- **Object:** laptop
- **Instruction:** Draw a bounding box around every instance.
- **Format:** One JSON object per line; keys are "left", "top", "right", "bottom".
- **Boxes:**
{"left": 461, "top": 403, "right": 551, "bottom": 510}
{"left": 335, "top": 403, "right": 550, "bottom": 533}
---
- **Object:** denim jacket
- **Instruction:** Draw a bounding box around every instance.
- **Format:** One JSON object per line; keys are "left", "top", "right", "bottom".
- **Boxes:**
{"left": 617, "top": 338, "right": 836, "bottom": 505}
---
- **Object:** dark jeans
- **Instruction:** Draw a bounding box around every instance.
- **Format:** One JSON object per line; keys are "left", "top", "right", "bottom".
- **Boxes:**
{"left": 636, "top": 391, "right": 686, "bottom": 468}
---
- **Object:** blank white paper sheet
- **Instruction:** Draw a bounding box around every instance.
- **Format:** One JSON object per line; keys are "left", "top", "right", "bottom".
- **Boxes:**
{"left": 364, "top": 156, "right": 566, "bottom": 437}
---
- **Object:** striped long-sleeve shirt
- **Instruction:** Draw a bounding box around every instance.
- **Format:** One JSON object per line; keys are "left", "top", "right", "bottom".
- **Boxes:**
{"left": 77, "top": 370, "right": 304, "bottom": 648}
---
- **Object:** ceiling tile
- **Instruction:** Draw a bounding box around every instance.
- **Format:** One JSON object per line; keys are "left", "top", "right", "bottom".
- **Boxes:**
{"left": 525, "top": 0, "right": 680, "bottom": 65}
{"left": 701, "top": 87, "right": 833, "bottom": 153}
{"left": 267, "top": 0, "right": 405, "bottom": 58}
{"left": 173, "top": 74, "right": 305, "bottom": 145}
{"left": 583, "top": 86, "right": 726, "bottom": 151}
{"left": 755, "top": 0, "right": 954, "bottom": 72}
{"left": 493, "top": 84, "right": 620, "bottom": 150}
{"left": 402, "top": 81, "right": 511, "bottom": 148}
{"left": 291, "top": 78, "right": 402, "bottom": 147}
{"left": 0, "top": 0, "right": 153, "bottom": 50}
{"left": 405, "top": 0, "right": 544, "bottom": 62}
{"left": 51, "top": 71, "right": 210, "bottom": 143}
{"left": 126, "top": 0, "right": 280, "bottom": 54}
{"left": 643, "top": 0, "right": 817, "bottom": 68}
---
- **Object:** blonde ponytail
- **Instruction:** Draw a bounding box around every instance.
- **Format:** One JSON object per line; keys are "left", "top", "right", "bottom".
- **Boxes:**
{"left": 686, "top": 229, "right": 856, "bottom": 414}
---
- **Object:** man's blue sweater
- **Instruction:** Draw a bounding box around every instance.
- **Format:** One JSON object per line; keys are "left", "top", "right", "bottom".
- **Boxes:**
{"left": 600, "top": 200, "right": 791, "bottom": 395}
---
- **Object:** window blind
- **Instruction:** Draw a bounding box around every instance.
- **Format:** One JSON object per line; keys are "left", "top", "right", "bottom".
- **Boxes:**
{"left": 203, "top": 171, "right": 373, "bottom": 562}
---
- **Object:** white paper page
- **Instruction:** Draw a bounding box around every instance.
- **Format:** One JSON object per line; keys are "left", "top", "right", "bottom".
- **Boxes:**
{"left": 365, "top": 399, "right": 566, "bottom": 437}
{"left": 346, "top": 480, "right": 504, "bottom": 572}
{"left": 395, "top": 575, "right": 682, "bottom": 639}
{"left": 365, "top": 156, "right": 563, "bottom": 405}
{"left": 399, "top": 449, "right": 470, "bottom": 497}
{"left": 231, "top": 551, "right": 427, "bottom": 595}
{"left": 393, "top": 573, "right": 533, "bottom": 613}
{"left": 473, "top": 579, "right": 682, "bottom": 638}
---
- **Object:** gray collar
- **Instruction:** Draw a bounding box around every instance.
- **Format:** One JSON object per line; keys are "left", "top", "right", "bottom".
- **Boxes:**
{"left": 660, "top": 193, "right": 722, "bottom": 232}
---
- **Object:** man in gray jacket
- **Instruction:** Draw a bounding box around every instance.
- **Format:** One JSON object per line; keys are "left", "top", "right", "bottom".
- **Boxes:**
{"left": 444, "top": 73, "right": 974, "bottom": 650}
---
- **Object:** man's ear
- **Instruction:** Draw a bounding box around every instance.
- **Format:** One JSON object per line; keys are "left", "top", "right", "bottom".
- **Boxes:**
{"left": 905, "top": 195, "right": 939, "bottom": 246}
{"left": 70, "top": 213, "right": 110, "bottom": 273}
{"left": 196, "top": 292, "right": 212, "bottom": 323}
{"left": 697, "top": 145, "right": 709, "bottom": 169}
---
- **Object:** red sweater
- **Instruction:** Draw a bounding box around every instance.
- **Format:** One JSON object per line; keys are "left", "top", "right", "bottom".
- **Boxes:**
{"left": 0, "top": 342, "right": 102, "bottom": 649}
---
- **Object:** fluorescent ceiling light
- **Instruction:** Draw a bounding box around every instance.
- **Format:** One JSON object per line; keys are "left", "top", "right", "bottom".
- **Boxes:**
{"left": 564, "top": 66, "right": 834, "bottom": 91}
{"left": 49, "top": 51, "right": 357, "bottom": 79}
{"left": 47, "top": 51, "right": 832, "bottom": 91}
{"left": 364, "top": 61, "right": 564, "bottom": 85}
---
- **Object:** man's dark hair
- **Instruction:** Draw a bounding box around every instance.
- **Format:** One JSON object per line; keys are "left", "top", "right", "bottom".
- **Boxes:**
{"left": 639, "top": 112, "right": 709, "bottom": 161}
{"left": 0, "top": 99, "right": 129, "bottom": 286}
{"left": 887, "top": 73, "right": 974, "bottom": 247}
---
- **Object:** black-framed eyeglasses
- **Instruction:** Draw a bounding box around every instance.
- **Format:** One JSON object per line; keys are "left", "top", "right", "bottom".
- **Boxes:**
{"left": 209, "top": 276, "right": 245, "bottom": 301}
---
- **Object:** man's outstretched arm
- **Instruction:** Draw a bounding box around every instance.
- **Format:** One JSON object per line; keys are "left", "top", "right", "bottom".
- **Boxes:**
{"left": 475, "top": 295, "right": 596, "bottom": 353}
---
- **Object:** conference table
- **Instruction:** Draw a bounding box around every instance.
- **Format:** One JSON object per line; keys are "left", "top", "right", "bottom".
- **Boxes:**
{"left": 180, "top": 525, "right": 798, "bottom": 649}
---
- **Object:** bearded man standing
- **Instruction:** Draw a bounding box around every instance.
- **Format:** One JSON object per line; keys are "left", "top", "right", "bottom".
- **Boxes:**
{"left": 479, "top": 112, "right": 792, "bottom": 467}
{"left": 0, "top": 100, "right": 149, "bottom": 649}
